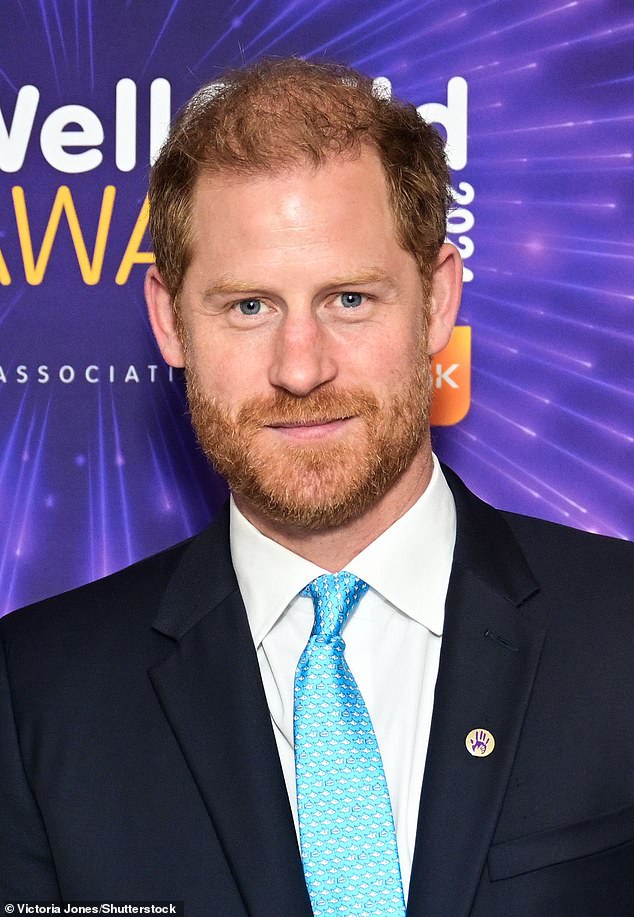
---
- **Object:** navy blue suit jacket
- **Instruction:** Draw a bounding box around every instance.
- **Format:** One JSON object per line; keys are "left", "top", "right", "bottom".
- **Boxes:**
{"left": 1, "top": 467, "right": 633, "bottom": 915}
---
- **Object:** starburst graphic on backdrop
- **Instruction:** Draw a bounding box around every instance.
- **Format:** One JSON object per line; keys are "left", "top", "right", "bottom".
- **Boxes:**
{"left": 0, "top": 0, "right": 632, "bottom": 614}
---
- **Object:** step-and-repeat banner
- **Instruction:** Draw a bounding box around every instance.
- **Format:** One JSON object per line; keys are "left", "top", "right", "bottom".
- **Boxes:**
{"left": 1, "top": 0, "right": 632, "bottom": 615}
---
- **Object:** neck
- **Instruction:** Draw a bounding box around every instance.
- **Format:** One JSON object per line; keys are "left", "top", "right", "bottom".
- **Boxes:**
{"left": 233, "top": 444, "right": 434, "bottom": 571}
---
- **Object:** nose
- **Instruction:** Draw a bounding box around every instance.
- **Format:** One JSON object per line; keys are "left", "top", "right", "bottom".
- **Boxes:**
{"left": 268, "top": 308, "right": 338, "bottom": 396}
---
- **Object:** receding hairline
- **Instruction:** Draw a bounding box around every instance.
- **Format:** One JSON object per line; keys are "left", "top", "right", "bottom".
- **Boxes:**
{"left": 187, "top": 137, "right": 379, "bottom": 189}
{"left": 148, "top": 57, "right": 452, "bottom": 299}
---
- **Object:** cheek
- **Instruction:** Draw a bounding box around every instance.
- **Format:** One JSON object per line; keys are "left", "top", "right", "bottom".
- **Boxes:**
{"left": 353, "top": 322, "right": 424, "bottom": 388}
{"left": 186, "top": 334, "right": 271, "bottom": 402}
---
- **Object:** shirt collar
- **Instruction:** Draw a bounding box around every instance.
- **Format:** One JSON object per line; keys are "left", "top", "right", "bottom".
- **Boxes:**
{"left": 230, "top": 505, "right": 326, "bottom": 648}
{"left": 345, "top": 455, "right": 456, "bottom": 635}
{"left": 230, "top": 454, "right": 456, "bottom": 645}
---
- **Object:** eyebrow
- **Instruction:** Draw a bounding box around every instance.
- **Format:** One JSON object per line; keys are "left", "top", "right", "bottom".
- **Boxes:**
{"left": 202, "top": 270, "right": 396, "bottom": 300}
{"left": 328, "top": 270, "right": 396, "bottom": 288}
{"left": 202, "top": 280, "right": 266, "bottom": 301}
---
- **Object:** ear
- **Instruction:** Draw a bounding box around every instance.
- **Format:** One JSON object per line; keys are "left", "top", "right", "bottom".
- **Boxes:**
{"left": 427, "top": 243, "right": 463, "bottom": 356}
{"left": 144, "top": 266, "right": 186, "bottom": 368}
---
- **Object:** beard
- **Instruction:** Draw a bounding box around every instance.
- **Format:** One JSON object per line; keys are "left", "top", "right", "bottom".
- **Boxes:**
{"left": 185, "top": 356, "right": 432, "bottom": 532}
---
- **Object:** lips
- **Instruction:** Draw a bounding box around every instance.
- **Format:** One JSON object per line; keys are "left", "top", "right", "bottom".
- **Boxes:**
{"left": 266, "top": 417, "right": 353, "bottom": 439}
{"left": 269, "top": 417, "right": 349, "bottom": 428}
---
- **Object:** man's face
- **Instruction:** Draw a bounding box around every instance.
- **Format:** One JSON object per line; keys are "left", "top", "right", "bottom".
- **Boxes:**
{"left": 148, "top": 147, "right": 458, "bottom": 530}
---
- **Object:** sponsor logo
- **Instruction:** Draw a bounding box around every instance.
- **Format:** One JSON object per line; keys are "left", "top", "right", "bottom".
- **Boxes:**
{"left": 430, "top": 326, "right": 471, "bottom": 426}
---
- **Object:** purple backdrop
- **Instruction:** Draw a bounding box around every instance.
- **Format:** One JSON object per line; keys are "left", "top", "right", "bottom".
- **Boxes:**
{"left": 1, "top": 0, "right": 632, "bottom": 615}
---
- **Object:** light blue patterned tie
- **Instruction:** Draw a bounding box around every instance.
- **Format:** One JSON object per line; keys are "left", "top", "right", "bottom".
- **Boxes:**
{"left": 294, "top": 572, "right": 406, "bottom": 916}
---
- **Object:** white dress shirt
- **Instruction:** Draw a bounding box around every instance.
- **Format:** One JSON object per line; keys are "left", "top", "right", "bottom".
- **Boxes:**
{"left": 229, "top": 454, "right": 456, "bottom": 900}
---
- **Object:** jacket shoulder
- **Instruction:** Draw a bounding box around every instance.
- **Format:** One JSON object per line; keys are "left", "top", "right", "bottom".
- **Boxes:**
{"left": 502, "top": 508, "right": 634, "bottom": 575}
{"left": 499, "top": 509, "right": 633, "bottom": 625}
{"left": 0, "top": 534, "right": 205, "bottom": 670}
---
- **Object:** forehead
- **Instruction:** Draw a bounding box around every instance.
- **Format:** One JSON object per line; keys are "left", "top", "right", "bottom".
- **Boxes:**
{"left": 187, "top": 147, "right": 401, "bottom": 264}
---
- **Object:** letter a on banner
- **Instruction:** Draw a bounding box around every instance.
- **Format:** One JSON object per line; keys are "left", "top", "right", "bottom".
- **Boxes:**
{"left": 115, "top": 195, "right": 154, "bottom": 284}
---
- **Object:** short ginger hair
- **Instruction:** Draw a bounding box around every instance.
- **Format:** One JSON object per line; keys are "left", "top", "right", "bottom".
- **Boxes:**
{"left": 148, "top": 58, "right": 452, "bottom": 299}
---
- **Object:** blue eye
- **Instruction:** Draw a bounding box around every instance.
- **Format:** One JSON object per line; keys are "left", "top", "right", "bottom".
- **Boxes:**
{"left": 237, "top": 299, "right": 263, "bottom": 315}
{"left": 340, "top": 292, "right": 364, "bottom": 308}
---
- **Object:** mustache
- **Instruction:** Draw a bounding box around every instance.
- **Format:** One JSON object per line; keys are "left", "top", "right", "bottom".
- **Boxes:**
{"left": 235, "top": 387, "right": 380, "bottom": 428}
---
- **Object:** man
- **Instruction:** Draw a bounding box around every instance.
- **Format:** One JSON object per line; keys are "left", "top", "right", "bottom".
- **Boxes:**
{"left": 1, "top": 59, "right": 632, "bottom": 917}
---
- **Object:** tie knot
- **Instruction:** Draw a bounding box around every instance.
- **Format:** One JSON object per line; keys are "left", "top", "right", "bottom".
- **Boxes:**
{"left": 301, "top": 572, "right": 369, "bottom": 638}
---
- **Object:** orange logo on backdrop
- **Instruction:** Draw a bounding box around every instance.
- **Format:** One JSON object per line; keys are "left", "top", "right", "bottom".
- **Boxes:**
{"left": 430, "top": 325, "right": 471, "bottom": 426}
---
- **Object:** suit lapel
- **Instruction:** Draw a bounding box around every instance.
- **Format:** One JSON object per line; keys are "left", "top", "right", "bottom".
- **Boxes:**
{"left": 149, "top": 507, "right": 312, "bottom": 917}
{"left": 407, "top": 469, "right": 546, "bottom": 917}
